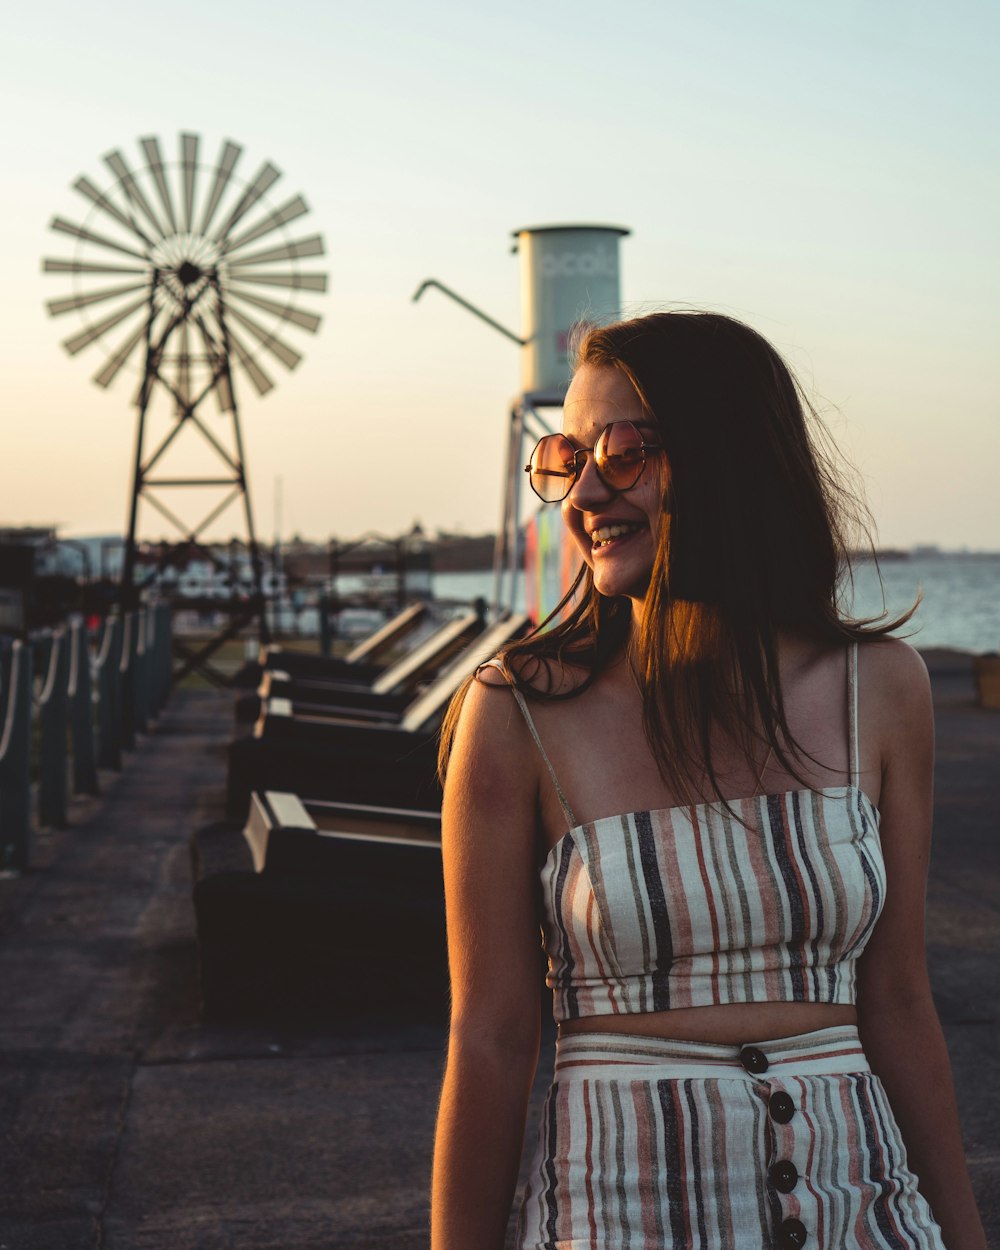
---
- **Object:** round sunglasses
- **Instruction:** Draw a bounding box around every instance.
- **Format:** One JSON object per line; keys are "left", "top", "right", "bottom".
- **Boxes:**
{"left": 524, "top": 420, "right": 663, "bottom": 504}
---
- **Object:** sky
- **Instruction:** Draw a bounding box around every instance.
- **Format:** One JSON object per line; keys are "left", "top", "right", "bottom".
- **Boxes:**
{"left": 1, "top": 0, "right": 998, "bottom": 551}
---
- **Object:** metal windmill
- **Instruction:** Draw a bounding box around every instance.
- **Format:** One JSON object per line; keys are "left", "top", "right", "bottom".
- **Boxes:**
{"left": 43, "top": 132, "right": 327, "bottom": 683}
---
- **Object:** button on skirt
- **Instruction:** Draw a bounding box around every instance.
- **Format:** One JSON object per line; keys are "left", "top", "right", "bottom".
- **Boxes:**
{"left": 515, "top": 1026, "right": 945, "bottom": 1250}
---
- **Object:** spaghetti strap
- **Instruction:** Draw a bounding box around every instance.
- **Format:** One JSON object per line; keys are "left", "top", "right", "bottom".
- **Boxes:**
{"left": 479, "top": 660, "right": 578, "bottom": 828}
{"left": 847, "top": 642, "right": 860, "bottom": 785}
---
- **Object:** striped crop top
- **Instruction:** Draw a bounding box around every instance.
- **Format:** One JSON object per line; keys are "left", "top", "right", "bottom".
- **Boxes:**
{"left": 505, "top": 644, "right": 886, "bottom": 1023}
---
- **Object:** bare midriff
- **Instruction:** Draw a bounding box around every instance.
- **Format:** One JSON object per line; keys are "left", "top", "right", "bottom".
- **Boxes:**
{"left": 558, "top": 1001, "right": 858, "bottom": 1044}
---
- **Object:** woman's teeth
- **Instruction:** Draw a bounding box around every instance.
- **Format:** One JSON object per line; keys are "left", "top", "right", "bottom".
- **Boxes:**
{"left": 591, "top": 522, "right": 642, "bottom": 548}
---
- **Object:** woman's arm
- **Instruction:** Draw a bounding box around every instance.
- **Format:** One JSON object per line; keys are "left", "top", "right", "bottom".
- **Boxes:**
{"left": 857, "top": 641, "right": 987, "bottom": 1250}
{"left": 431, "top": 674, "right": 544, "bottom": 1250}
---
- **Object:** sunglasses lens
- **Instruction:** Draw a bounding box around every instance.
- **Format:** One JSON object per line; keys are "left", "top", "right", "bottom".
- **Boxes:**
{"left": 596, "top": 421, "right": 646, "bottom": 491}
{"left": 528, "top": 434, "right": 577, "bottom": 502}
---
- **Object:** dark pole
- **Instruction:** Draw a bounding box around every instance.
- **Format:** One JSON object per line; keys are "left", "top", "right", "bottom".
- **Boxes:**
{"left": 396, "top": 538, "right": 405, "bottom": 612}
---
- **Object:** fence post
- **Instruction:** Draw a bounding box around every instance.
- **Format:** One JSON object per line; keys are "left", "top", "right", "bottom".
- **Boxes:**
{"left": 0, "top": 641, "right": 34, "bottom": 870}
{"left": 147, "top": 605, "right": 162, "bottom": 717}
{"left": 162, "top": 604, "right": 173, "bottom": 707}
{"left": 319, "top": 594, "right": 333, "bottom": 657}
{"left": 68, "top": 618, "right": 99, "bottom": 795}
{"left": 119, "top": 612, "right": 135, "bottom": 751}
{"left": 133, "top": 609, "right": 149, "bottom": 734}
{"left": 96, "top": 616, "right": 122, "bottom": 771}
{"left": 155, "top": 603, "right": 173, "bottom": 710}
{"left": 39, "top": 627, "right": 70, "bottom": 829}
{"left": 33, "top": 633, "right": 53, "bottom": 700}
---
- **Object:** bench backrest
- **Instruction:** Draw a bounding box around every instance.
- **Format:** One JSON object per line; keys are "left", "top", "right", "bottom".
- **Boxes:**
{"left": 345, "top": 602, "right": 428, "bottom": 664}
{"left": 400, "top": 613, "right": 532, "bottom": 733}
{"left": 370, "top": 610, "right": 482, "bottom": 695}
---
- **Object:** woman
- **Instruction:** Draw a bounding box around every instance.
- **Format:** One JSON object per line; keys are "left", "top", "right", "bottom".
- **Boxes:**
{"left": 431, "top": 312, "right": 985, "bottom": 1249}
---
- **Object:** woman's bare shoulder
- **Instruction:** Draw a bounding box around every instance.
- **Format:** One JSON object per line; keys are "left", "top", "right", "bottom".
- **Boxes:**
{"left": 448, "top": 662, "right": 534, "bottom": 772}
{"left": 446, "top": 650, "right": 590, "bottom": 801}
{"left": 858, "top": 637, "right": 933, "bottom": 769}
{"left": 859, "top": 636, "right": 930, "bottom": 706}
{"left": 443, "top": 664, "right": 542, "bottom": 854}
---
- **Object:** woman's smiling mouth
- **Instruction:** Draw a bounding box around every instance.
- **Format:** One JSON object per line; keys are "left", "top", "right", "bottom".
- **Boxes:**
{"left": 589, "top": 521, "right": 646, "bottom": 550}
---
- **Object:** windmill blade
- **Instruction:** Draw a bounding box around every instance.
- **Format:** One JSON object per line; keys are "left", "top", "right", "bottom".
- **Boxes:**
{"left": 225, "top": 234, "right": 324, "bottom": 268}
{"left": 222, "top": 194, "right": 309, "bottom": 256}
{"left": 50, "top": 217, "right": 149, "bottom": 261}
{"left": 62, "top": 293, "right": 149, "bottom": 356}
{"left": 227, "top": 286, "right": 322, "bottom": 333}
{"left": 47, "top": 279, "right": 149, "bottom": 317}
{"left": 44, "top": 258, "right": 148, "bottom": 276}
{"left": 49, "top": 134, "right": 326, "bottom": 414}
{"left": 199, "top": 139, "right": 242, "bottom": 237}
{"left": 180, "top": 133, "right": 199, "bottom": 232}
{"left": 227, "top": 270, "right": 328, "bottom": 292}
{"left": 226, "top": 323, "right": 276, "bottom": 396}
{"left": 73, "top": 176, "right": 155, "bottom": 249}
{"left": 140, "top": 136, "right": 178, "bottom": 234}
{"left": 104, "top": 148, "right": 165, "bottom": 237}
{"left": 93, "top": 319, "right": 149, "bottom": 388}
{"left": 224, "top": 303, "right": 302, "bottom": 369}
{"left": 214, "top": 162, "right": 281, "bottom": 245}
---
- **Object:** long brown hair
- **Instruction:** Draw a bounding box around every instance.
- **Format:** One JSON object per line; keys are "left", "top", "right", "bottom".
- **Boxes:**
{"left": 440, "top": 311, "right": 914, "bottom": 801}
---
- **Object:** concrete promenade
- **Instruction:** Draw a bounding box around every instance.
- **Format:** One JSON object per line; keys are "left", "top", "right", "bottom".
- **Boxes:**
{"left": 0, "top": 651, "right": 997, "bottom": 1249}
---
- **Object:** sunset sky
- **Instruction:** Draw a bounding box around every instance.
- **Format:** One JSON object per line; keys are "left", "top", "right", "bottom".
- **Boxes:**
{"left": 2, "top": 0, "right": 997, "bottom": 550}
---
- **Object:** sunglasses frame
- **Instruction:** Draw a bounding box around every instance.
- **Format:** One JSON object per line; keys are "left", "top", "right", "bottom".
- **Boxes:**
{"left": 524, "top": 420, "right": 663, "bottom": 504}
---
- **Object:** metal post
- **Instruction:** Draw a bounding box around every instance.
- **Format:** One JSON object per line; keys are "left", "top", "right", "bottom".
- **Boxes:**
{"left": 506, "top": 405, "right": 525, "bottom": 616}
{"left": 39, "top": 627, "right": 70, "bottom": 829}
{"left": 96, "top": 615, "right": 123, "bottom": 771}
{"left": 145, "top": 604, "right": 161, "bottom": 718}
{"left": 147, "top": 602, "right": 171, "bottom": 715}
{"left": 68, "top": 618, "right": 99, "bottom": 795}
{"left": 160, "top": 603, "right": 173, "bottom": 708}
{"left": 133, "top": 607, "right": 149, "bottom": 734}
{"left": 492, "top": 403, "right": 526, "bottom": 616}
{"left": 0, "top": 640, "right": 33, "bottom": 870}
{"left": 319, "top": 594, "right": 333, "bottom": 657}
{"left": 119, "top": 611, "right": 135, "bottom": 751}
{"left": 395, "top": 539, "right": 405, "bottom": 612}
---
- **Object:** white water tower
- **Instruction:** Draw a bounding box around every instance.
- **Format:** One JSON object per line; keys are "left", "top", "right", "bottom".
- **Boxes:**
{"left": 514, "top": 224, "right": 629, "bottom": 402}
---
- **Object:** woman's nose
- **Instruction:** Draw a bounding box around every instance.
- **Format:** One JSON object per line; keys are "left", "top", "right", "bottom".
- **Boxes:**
{"left": 565, "top": 451, "right": 614, "bottom": 509}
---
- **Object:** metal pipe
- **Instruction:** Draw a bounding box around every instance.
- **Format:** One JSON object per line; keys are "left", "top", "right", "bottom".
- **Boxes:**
{"left": 412, "top": 279, "right": 525, "bottom": 346}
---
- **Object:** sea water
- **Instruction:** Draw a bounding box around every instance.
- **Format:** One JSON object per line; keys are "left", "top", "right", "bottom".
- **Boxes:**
{"left": 432, "top": 554, "right": 1000, "bottom": 654}
{"left": 847, "top": 555, "right": 999, "bottom": 653}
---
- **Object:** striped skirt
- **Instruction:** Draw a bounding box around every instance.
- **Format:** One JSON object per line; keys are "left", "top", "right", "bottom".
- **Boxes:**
{"left": 515, "top": 1026, "right": 945, "bottom": 1249}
